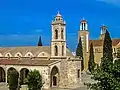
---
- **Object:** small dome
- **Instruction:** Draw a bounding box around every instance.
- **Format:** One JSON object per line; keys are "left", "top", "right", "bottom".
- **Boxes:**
{"left": 101, "top": 24, "right": 107, "bottom": 28}
{"left": 81, "top": 18, "right": 87, "bottom": 23}
{"left": 56, "top": 11, "right": 62, "bottom": 17}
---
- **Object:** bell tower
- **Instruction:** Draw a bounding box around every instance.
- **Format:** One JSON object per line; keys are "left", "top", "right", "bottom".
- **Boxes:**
{"left": 78, "top": 18, "right": 89, "bottom": 52}
{"left": 99, "top": 24, "right": 107, "bottom": 40}
{"left": 78, "top": 18, "right": 89, "bottom": 71}
{"left": 51, "top": 12, "right": 66, "bottom": 57}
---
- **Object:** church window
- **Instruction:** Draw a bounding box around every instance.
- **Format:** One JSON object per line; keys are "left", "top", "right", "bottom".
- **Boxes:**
{"left": 62, "top": 45, "right": 64, "bottom": 56}
{"left": 61, "top": 30, "right": 64, "bottom": 39}
{"left": 55, "top": 45, "right": 58, "bottom": 56}
{"left": 17, "top": 54, "right": 20, "bottom": 57}
{"left": 77, "top": 69, "right": 80, "bottom": 78}
{"left": 82, "top": 23, "right": 83, "bottom": 30}
{"left": 7, "top": 54, "right": 10, "bottom": 57}
{"left": 84, "top": 23, "right": 86, "bottom": 30}
{"left": 28, "top": 54, "right": 31, "bottom": 57}
{"left": 55, "top": 29, "right": 58, "bottom": 39}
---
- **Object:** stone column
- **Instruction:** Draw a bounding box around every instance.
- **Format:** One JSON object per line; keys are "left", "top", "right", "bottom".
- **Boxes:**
{"left": 5, "top": 68, "right": 7, "bottom": 83}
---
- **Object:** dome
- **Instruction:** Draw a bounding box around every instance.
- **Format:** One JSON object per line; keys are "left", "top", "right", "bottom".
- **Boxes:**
{"left": 56, "top": 11, "right": 62, "bottom": 17}
{"left": 81, "top": 18, "right": 87, "bottom": 23}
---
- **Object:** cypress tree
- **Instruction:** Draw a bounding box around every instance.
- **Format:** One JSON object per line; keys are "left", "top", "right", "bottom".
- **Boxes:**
{"left": 101, "top": 30, "right": 113, "bottom": 71}
{"left": 86, "top": 30, "right": 115, "bottom": 90}
{"left": 38, "top": 36, "right": 42, "bottom": 46}
{"left": 76, "top": 37, "right": 84, "bottom": 71}
{"left": 88, "top": 43, "right": 95, "bottom": 73}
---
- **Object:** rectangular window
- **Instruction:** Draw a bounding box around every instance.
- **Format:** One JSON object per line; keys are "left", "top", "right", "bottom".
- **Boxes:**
{"left": 77, "top": 69, "right": 80, "bottom": 78}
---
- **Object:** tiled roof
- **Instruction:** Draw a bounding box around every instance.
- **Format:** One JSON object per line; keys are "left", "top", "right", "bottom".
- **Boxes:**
{"left": 0, "top": 46, "right": 74, "bottom": 57}
{"left": 89, "top": 39, "right": 120, "bottom": 47}
{"left": 0, "top": 59, "right": 58, "bottom": 66}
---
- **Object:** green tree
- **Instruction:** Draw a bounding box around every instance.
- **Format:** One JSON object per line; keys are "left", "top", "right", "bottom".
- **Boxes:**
{"left": 88, "top": 43, "right": 95, "bottom": 73}
{"left": 27, "top": 69, "right": 43, "bottom": 90}
{"left": 76, "top": 37, "right": 84, "bottom": 71}
{"left": 101, "top": 30, "right": 113, "bottom": 71}
{"left": 86, "top": 30, "right": 119, "bottom": 90}
{"left": 7, "top": 70, "right": 19, "bottom": 90}
{"left": 38, "top": 36, "right": 42, "bottom": 46}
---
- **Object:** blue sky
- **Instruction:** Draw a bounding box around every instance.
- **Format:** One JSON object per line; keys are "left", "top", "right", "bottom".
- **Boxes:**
{"left": 0, "top": 0, "right": 120, "bottom": 51}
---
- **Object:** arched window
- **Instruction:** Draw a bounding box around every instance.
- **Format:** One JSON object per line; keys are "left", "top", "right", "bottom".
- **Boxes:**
{"left": 15, "top": 52, "right": 22, "bottom": 57}
{"left": 61, "top": 30, "right": 64, "bottom": 39}
{"left": 25, "top": 52, "right": 33, "bottom": 57}
{"left": 55, "top": 29, "right": 58, "bottom": 39}
{"left": 84, "top": 23, "right": 86, "bottom": 30}
{"left": 62, "top": 45, "right": 64, "bottom": 56}
{"left": 82, "top": 23, "right": 83, "bottom": 30}
{"left": 55, "top": 45, "right": 58, "bottom": 56}
{"left": 5, "top": 53, "right": 12, "bottom": 57}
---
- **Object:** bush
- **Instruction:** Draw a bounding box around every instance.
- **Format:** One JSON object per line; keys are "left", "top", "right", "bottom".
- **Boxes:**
{"left": 27, "top": 69, "right": 43, "bottom": 90}
{"left": 7, "top": 70, "right": 19, "bottom": 90}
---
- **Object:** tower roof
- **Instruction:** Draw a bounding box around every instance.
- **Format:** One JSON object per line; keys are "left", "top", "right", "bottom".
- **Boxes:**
{"left": 52, "top": 11, "right": 65, "bottom": 25}
{"left": 56, "top": 11, "right": 62, "bottom": 17}
{"left": 101, "top": 24, "right": 107, "bottom": 28}
{"left": 81, "top": 17, "right": 87, "bottom": 23}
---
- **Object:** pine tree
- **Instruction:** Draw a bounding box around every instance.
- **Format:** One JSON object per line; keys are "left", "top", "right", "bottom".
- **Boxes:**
{"left": 88, "top": 43, "right": 95, "bottom": 73}
{"left": 76, "top": 37, "right": 84, "bottom": 71}
{"left": 38, "top": 36, "right": 42, "bottom": 46}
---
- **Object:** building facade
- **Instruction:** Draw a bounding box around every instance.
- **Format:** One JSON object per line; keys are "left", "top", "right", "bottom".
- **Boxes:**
{"left": 78, "top": 19, "right": 120, "bottom": 71}
{"left": 0, "top": 12, "right": 82, "bottom": 89}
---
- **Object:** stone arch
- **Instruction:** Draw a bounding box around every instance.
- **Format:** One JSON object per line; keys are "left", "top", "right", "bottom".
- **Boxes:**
{"left": 55, "top": 29, "right": 58, "bottom": 39}
{"left": 14, "top": 52, "right": 22, "bottom": 57}
{"left": 37, "top": 52, "right": 49, "bottom": 57}
{"left": 5, "top": 53, "right": 12, "bottom": 57}
{"left": 50, "top": 66, "right": 59, "bottom": 87}
{"left": 20, "top": 68, "right": 29, "bottom": 85}
{"left": 0, "top": 67, "right": 5, "bottom": 82}
{"left": 25, "top": 52, "right": 33, "bottom": 57}
{"left": 54, "top": 45, "right": 58, "bottom": 56}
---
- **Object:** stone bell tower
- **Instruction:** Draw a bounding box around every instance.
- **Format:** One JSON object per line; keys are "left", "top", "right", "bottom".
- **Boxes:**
{"left": 51, "top": 12, "right": 66, "bottom": 57}
{"left": 78, "top": 18, "right": 89, "bottom": 71}
{"left": 51, "top": 12, "right": 68, "bottom": 88}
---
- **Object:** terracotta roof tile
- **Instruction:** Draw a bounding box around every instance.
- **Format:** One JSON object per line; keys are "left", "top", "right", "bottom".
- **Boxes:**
{"left": 89, "top": 39, "right": 120, "bottom": 47}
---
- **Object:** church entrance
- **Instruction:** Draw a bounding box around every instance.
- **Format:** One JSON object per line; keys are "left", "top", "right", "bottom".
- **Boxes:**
{"left": 0, "top": 67, "right": 5, "bottom": 82}
{"left": 50, "top": 66, "right": 59, "bottom": 87}
{"left": 53, "top": 76, "right": 57, "bottom": 86}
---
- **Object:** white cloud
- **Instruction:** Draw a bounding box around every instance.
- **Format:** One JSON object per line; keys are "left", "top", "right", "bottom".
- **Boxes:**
{"left": 97, "top": 0, "right": 120, "bottom": 6}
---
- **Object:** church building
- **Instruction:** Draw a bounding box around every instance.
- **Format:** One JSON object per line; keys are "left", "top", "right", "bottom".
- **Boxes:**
{"left": 0, "top": 12, "right": 82, "bottom": 89}
{"left": 78, "top": 19, "right": 120, "bottom": 71}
